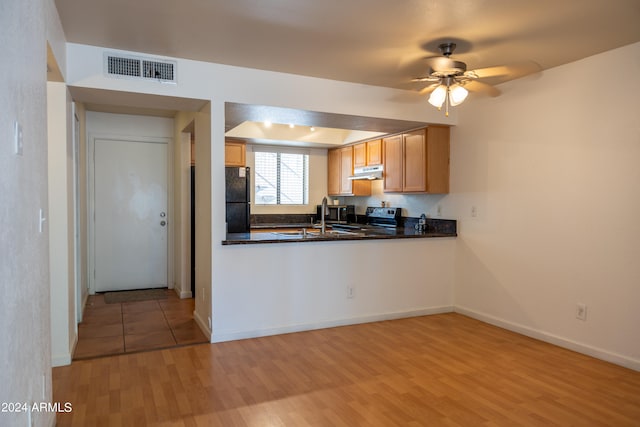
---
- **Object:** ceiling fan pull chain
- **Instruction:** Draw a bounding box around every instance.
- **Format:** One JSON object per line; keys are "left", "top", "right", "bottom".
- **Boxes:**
{"left": 445, "top": 89, "right": 450, "bottom": 117}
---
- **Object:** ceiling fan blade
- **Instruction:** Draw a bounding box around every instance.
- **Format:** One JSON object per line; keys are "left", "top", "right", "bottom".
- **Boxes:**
{"left": 466, "top": 61, "right": 541, "bottom": 81}
{"left": 412, "top": 75, "right": 440, "bottom": 83}
{"left": 419, "top": 83, "right": 440, "bottom": 95}
{"left": 424, "top": 56, "right": 458, "bottom": 72}
{"left": 464, "top": 80, "right": 501, "bottom": 97}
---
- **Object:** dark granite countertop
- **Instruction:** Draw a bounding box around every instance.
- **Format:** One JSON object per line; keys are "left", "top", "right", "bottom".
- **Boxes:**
{"left": 223, "top": 223, "right": 456, "bottom": 245}
{"left": 250, "top": 223, "right": 315, "bottom": 229}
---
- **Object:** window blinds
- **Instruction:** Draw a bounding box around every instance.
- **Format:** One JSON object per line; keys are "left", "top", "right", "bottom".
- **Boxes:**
{"left": 254, "top": 151, "right": 308, "bottom": 205}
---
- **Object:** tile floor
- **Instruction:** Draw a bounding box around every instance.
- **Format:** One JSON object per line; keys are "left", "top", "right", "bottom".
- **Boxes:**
{"left": 74, "top": 289, "right": 208, "bottom": 359}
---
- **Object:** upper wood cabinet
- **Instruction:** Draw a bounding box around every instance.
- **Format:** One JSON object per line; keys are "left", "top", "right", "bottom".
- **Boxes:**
{"left": 327, "top": 148, "right": 341, "bottom": 195}
{"left": 353, "top": 143, "right": 367, "bottom": 168}
{"left": 339, "top": 147, "right": 353, "bottom": 194}
{"left": 353, "top": 140, "right": 382, "bottom": 168}
{"left": 366, "top": 139, "right": 382, "bottom": 166}
{"left": 353, "top": 142, "right": 367, "bottom": 168}
{"left": 225, "top": 140, "right": 246, "bottom": 167}
{"left": 327, "top": 146, "right": 371, "bottom": 196}
{"left": 383, "top": 126, "right": 450, "bottom": 193}
{"left": 382, "top": 135, "right": 403, "bottom": 192}
{"left": 403, "top": 130, "right": 427, "bottom": 192}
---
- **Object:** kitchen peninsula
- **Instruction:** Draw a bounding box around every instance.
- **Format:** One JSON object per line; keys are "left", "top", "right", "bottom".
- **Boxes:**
{"left": 223, "top": 216, "right": 457, "bottom": 245}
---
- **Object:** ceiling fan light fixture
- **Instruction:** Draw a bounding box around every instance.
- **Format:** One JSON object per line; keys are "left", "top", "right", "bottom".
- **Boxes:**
{"left": 449, "top": 84, "right": 468, "bottom": 106}
{"left": 428, "top": 85, "right": 447, "bottom": 108}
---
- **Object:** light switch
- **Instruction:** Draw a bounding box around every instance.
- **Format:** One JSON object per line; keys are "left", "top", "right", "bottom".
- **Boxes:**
{"left": 14, "top": 121, "right": 23, "bottom": 155}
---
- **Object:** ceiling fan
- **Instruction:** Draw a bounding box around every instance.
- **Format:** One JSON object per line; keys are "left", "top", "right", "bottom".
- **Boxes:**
{"left": 413, "top": 42, "right": 539, "bottom": 116}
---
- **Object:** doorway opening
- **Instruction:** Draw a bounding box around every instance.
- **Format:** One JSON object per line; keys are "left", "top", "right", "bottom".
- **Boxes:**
{"left": 190, "top": 131, "right": 196, "bottom": 297}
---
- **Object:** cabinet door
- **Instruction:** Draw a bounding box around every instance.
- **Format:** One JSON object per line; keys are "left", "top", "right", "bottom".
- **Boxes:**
{"left": 327, "top": 148, "right": 341, "bottom": 195}
{"left": 339, "top": 146, "right": 354, "bottom": 194}
{"left": 225, "top": 141, "right": 246, "bottom": 166}
{"left": 383, "top": 135, "right": 403, "bottom": 192}
{"left": 426, "top": 126, "right": 450, "bottom": 193}
{"left": 403, "top": 129, "right": 427, "bottom": 192}
{"left": 366, "top": 139, "right": 382, "bottom": 165}
{"left": 353, "top": 143, "right": 367, "bottom": 168}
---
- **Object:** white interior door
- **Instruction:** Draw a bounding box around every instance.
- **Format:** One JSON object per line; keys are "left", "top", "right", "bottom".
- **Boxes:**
{"left": 94, "top": 138, "right": 168, "bottom": 292}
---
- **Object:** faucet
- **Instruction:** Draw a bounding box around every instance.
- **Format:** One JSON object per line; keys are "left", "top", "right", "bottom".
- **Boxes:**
{"left": 321, "top": 196, "right": 327, "bottom": 234}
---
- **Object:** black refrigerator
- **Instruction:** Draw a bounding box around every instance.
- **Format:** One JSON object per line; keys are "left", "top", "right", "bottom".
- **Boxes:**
{"left": 225, "top": 166, "right": 251, "bottom": 233}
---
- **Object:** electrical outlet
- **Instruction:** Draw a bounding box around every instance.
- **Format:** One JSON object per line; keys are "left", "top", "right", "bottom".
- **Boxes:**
{"left": 14, "top": 120, "right": 23, "bottom": 155}
{"left": 576, "top": 303, "right": 587, "bottom": 321}
{"left": 346, "top": 285, "right": 355, "bottom": 299}
{"left": 38, "top": 208, "right": 46, "bottom": 233}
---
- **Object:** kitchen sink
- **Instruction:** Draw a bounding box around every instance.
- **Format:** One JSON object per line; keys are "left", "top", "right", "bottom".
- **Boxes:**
{"left": 272, "top": 229, "right": 363, "bottom": 238}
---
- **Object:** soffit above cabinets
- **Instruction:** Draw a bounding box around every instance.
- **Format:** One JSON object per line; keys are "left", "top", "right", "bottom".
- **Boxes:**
{"left": 224, "top": 103, "right": 430, "bottom": 148}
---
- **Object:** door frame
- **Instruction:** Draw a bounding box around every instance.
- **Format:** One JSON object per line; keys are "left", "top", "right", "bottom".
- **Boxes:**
{"left": 87, "top": 132, "right": 174, "bottom": 295}
{"left": 72, "top": 105, "right": 83, "bottom": 321}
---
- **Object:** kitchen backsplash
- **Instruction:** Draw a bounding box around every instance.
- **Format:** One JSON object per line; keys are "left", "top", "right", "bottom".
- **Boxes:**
{"left": 330, "top": 181, "right": 448, "bottom": 218}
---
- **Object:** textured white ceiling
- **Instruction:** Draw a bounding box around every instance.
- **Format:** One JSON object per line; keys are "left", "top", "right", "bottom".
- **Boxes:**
{"left": 56, "top": 0, "right": 640, "bottom": 142}
{"left": 56, "top": 0, "right": 640, "bottom": 90}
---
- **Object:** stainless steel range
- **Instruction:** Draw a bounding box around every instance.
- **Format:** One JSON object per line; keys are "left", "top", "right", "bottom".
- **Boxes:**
{"left": 364, "top": 206, "right": 402, "bottom": 228}
{"left": 329, "top": 206, "right": 402, "bottom": 234}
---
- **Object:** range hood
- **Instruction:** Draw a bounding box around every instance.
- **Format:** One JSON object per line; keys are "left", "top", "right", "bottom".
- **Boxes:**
{"left": 348, "top": 164, "right": 383, "bottom": 180}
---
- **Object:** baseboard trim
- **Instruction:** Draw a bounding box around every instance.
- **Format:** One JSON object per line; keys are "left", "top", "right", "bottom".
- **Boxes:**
{"left": 455, "top": 305, "right": 640, "bottom": 372}
{"left": 52, "top": 330, "right": 77, "bottom": 367}
{"left": 171, "top": 286, "right": 193, "bottom": 299}
{"left": 212, "top": 305, "right": 454, "bottom": 343}
{"left": 193, "top": 310, "right": 212, "bottom": 342}
{"left": 51, "top": 353, "right": 72, "bottom": 367}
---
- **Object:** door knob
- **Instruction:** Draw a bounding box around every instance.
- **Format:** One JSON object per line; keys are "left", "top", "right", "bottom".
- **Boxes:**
{"left": 160, "top": 212, "right": 166, "bottom": 217}
{"left": 160, "top": 220, "right": 166, "bottom": 226}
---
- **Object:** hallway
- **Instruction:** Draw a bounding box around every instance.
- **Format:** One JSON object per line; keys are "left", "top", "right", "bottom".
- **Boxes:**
{"left": 74, "top": 290, "right": 208, "bottom": 359}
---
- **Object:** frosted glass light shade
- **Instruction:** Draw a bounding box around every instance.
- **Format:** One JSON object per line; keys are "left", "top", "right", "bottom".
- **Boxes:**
{"left": 449, "top": 85, "right": 468, "bottom": 106}
{"left": 428, "top": 85, "right": 447, "bottom": 108}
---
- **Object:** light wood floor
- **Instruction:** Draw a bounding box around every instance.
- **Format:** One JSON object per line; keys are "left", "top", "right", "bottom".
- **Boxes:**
{"left": 53, "top": 313, "right": 640, "bottom": 426}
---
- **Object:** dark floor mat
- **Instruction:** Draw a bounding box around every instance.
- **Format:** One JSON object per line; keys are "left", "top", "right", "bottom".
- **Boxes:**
{"left": 103, "top": 288, "right": 168, "bottom": 304}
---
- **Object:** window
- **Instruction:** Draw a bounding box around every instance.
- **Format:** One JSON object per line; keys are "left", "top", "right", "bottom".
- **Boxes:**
{"left": 254, "top": 150, "right": 309, "bottom": 205}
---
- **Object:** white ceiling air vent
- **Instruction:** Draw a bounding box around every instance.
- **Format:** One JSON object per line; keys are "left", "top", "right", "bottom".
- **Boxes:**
{"left": 104, "top": 53, "right": 177, "bottom": 84}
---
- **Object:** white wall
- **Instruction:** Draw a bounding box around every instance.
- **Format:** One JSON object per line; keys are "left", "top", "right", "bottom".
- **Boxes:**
{"left": 448, "top": 42, "right": 640, "bottom": 370}
{"left": 64, "top": 40, "right": 640, "bottom": 369}
{"left": 74, "top": 102, "right": 89, "bottom": 316}
{"left": 173, "top": 112, "right": 195, "bottom": 299}
{"left": 213, "top": 238, "right": 455, "bottom": 342}
{"left": 47, "top": 82, "right": 77, "bottom": 367}
{"left": 65, "top": 42, "right": 458, "bottom": 345}
{"left": 0, "top": 0, "right": 57, "bottom": 425}
{"left": 194, "top": 104, "right": 213, "bottom": 334}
